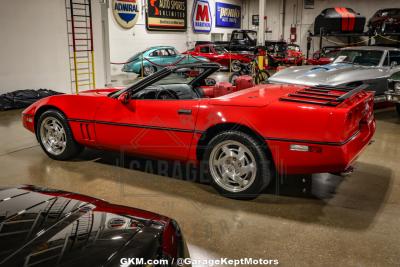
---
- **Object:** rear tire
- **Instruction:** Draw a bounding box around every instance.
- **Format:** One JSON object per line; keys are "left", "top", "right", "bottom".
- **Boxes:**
{"left": 230, "top": 60, "right": 242, "bottom": 72}
{"left": 203, "top": 131, "right": 273, "bottom": 200}
{"left": 36, "top": 110, "right": 83, "bottom": 160}
{"left": 396, "top": 103, "right": 400, "bottom": 116}
{"left": 142, "top": 65, "right": 156, "bottom": 77}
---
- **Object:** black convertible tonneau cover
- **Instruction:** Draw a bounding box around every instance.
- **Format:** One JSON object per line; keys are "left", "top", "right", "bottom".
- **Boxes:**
{"left": 0, "top": 89, "right": 62, "bottom": 111}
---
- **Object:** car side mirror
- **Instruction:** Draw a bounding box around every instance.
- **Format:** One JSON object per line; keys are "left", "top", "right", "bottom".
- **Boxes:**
{"left": 117, "top": 91, "right": 130, "bottom": 104}
{"left": 390, "top": 61, "right": 398, "bottom": 69}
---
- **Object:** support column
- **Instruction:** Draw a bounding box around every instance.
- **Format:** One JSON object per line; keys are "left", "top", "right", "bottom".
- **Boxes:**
{"left": 258, "top": 0, "right": 265, "bottom": 45}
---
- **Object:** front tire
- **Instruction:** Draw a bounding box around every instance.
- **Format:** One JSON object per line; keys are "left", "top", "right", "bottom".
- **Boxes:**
{"left": 230, "top": 60, "right": 242, "bottom": 72}
{"left": 396, "top": 103, "right": 400, "bottom": 116}
{"left": 36, "top": 110, "right": 83, "bottom": 160}
{"left": 203, "top": 131, "right": 273, "bottom": 199}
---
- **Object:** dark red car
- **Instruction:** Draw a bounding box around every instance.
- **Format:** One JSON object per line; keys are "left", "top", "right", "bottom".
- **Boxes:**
{"left": 183, "top": 44, "right": 253, "bottom": 72}
{"left": 22, "top": 63, "right": 375, "bottom": 199}
{"left": 369, "top": 8, "right": 400, "bottom": 34}
{"left": 307, "top": 46, "right": 342, "bottom": 65}
{"left": 265, "top": 41, "right": 304, "bottom": 66}
{"left": 0, "top": 185, "right": 188, "bottom": 266}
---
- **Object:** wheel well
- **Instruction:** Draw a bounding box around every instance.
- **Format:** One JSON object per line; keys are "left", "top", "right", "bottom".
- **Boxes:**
{"left": 196, "top": 123, "right": 272, "bottom": 161}
{"left": 34, "top": 105, "right": 67, "bottom": 132}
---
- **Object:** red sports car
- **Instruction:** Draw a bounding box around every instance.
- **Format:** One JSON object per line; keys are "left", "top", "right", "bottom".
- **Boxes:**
{"left": 22, "top": 63, "right": 375, "bottom": 199}
{"left": 183, "top": 44, "right": 253, "bottom": 72}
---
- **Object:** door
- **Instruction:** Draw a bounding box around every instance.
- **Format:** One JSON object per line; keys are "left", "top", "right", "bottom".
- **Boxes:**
{"left": 94, "top": 97, "right": 200, "bottom": 161}
{"left": 147, "top": 49, "right": 165, "bottom": 69}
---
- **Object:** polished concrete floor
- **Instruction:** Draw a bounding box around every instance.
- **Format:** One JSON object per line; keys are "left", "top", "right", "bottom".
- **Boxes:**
{"left": 0, "top": 107, "right": 399, "bottom": 266}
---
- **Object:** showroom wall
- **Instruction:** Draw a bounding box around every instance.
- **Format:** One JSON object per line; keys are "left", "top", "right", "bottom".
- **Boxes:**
{"left": 0, "top": 0, "right": 107, "bottom": 94}
{"left": 245, "top": 0, "right": 400, "bottom": 54}
{"left": 108, "top": 0, "right": 243, "bottom": 76}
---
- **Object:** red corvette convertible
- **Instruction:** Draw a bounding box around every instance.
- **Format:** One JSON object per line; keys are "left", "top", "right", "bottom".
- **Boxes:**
{"left": 183, "top": 44, "right": 253, "bottom": 72}
{"left": 22, "top": 63, "right": 375, "bottom": 199}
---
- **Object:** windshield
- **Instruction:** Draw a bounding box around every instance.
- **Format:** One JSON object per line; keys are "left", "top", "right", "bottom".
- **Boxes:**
{"left": 325, "top": 50, "right": 340, "bottom": 59}
{"left": 333, "top": 50, "right": 384, "bottom": 66}
{"left": 214, "top": 46, "right": 227, "bottom": 54}
{"left": 246, "top": 31, "right": 257, "bottom": 41}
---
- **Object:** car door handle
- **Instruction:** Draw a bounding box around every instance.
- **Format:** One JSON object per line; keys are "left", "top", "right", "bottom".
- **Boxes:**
{"left": 178, "top": 109, "right": 192, "bottom": 115}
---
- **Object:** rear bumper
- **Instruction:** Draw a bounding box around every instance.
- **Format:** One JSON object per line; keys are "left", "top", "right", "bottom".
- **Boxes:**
{"left": 266, "top": 118, "right": 376, "bottom": 174}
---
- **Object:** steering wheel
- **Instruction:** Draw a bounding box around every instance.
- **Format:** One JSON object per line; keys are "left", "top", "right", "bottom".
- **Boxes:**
{"left": 155, "top": 89, "right": 179, "bottom": 100}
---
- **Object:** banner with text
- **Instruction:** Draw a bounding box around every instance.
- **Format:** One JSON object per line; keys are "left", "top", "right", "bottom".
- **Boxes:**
{"left": 146, "top": 0, "right": 187, "bottom": 31}
{"left": 215, "top": 2, "right": 241, "bottom": 28}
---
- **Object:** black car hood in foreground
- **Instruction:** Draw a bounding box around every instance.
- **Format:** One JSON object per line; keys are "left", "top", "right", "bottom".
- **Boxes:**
{"left": 0, "top": 185, "right": 187, "bottom": 267}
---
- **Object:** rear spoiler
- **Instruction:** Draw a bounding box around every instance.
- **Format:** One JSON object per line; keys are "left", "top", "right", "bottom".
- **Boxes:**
{"left": 279, "top": 84, "right": 369, "bottom": 106}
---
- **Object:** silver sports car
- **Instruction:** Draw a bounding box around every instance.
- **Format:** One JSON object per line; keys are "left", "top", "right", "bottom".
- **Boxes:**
{"left": 269, "top": 46, "right": 400, "bottom": 102}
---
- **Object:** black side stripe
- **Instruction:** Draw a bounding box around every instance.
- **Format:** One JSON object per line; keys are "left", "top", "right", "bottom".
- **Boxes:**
{"left": 264, "top": 130, "right": 360, "bottom": 146}
{"left": 68, "top": 118, "right": 204, "bottom": 134}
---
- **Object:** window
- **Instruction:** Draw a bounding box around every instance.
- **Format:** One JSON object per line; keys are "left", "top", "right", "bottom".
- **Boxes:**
{"left": 333, "top": 50, "right": 383, "bottom": 66}
{"left": 211, "top": 33, "right": 223, "bottom": 42}
{"left": 166, "top": 49, "right": 177, "bottom": 56}
{"left": 383, "top": 54, "right": 389, "bottom": 66}
{"left": 199, "top": 46, "right": 211, "bottom": 53}
{"left": 232, "top": 32, "right": 244, "bottom": 40}
{"left": 389, "top": 51, "right": 400, "bottom": 66}
{"left": 214, "top": 46, "right": 227, "bottom": 54}
{"left": 150, "top": 49, "right": 168, "bottom": 57}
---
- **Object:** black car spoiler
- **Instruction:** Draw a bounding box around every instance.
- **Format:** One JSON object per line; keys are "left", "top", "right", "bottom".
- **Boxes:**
{"left": 280, "top": 84, "right": 369, "bottom": 106}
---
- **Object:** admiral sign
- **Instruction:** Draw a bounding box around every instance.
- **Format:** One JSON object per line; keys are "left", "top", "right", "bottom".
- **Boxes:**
{"left": 192, "top": 0, "right": 212, "bottom": 33}
{"left": 112, "top": 0, "right": 140, "bottom": 29}
{"left": 215, "top": 2, "right": 241, "bottom": 28}
{"left": 146, "top": 0, "right": 187, "bottom": 31}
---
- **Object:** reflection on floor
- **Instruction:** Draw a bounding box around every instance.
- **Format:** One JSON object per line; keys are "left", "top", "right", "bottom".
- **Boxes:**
{"left": 0, "top": 108, "right": 399, "bottom": 266}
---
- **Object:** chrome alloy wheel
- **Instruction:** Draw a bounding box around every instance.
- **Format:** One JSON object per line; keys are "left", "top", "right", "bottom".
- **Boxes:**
{"left": 230, "top": 60, "right": 242, "bottom": 72}
{"left": 40, "top": 117, "right": 67, "bottom": 156}
{"left": 209, "top": 140, "right": 257, "bottom": 193}
{"left": 143, "top": 65, "right": 155, "bottom": 76}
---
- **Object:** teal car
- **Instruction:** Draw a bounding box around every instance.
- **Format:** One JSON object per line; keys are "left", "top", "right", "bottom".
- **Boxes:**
{"left": 122, "top": 46, "right": 209, "bottom": 76}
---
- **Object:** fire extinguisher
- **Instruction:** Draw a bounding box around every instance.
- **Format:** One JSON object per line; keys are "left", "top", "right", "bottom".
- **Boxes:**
{"left": 290, "top": 25, "right": 297, "bottom": 43}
